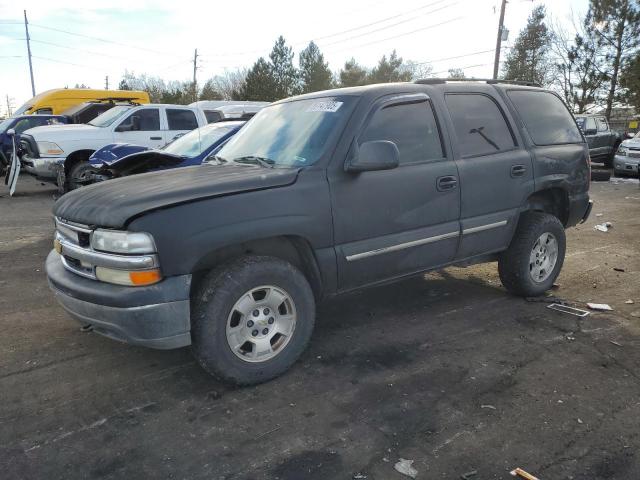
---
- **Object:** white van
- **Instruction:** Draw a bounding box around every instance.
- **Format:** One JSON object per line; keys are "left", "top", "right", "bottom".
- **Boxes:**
{"left": 189, "top": 101, "right": 269, "bottom": 123}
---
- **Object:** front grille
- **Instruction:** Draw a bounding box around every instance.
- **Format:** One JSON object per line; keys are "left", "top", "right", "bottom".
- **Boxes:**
{"left": 55, "top": 217, "right": 97, "bottom": 279}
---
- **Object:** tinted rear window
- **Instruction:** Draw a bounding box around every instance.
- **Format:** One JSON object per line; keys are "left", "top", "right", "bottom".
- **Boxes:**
{"left": 507, "top": 90, "right": 582, "bottom": 145}
{"left": 167, "top": 109, "right": 198, "bottom": 130}
{"left": 445, "top": 93, "right": 515, "bottom": 157}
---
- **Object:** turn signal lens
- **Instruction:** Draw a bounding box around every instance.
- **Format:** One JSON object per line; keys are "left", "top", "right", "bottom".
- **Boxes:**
{"left": 129, "top": 269, "right": 162, "bottom": 286}
{"left": 95, "top": 267, "right": 162, "bottom": 286}
{"left": 54, "top": 238, "right": 62, "bottom": 254}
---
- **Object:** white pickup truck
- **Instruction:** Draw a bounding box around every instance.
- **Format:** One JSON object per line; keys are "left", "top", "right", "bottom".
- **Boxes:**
{"left": 20, "top": 104, "right": 207, "bottom": 189}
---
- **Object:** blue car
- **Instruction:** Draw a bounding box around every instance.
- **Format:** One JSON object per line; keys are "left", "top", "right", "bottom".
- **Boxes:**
{"left": 85, "top": 120, "right": 245, "bottom": 185}
{"left": 0, "top": 115, "right": 68, "bottom": 173}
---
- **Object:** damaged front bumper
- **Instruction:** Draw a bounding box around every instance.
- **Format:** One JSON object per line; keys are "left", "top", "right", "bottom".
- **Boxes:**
{"left": 46, "top": 250, "right": 192, "bottom": 349}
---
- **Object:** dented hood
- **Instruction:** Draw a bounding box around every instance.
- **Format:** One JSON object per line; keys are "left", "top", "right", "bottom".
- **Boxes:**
{"left": 53, "top": 164, "right": 299, "bottom": 228}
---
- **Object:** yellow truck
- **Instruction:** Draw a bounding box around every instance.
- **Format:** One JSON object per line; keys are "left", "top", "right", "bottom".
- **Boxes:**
{"left": 14, "top": 89, "right": 150, "bottom": 115}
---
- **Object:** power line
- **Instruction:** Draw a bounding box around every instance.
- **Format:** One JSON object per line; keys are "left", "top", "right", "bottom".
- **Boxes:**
{"left": 31, "top": 54, "right": 105, "bottom": 71}
{"left": 431, "top": 62, "right": 494, "bottom": 75}
{"left": 27, "top": 23, "right": 190, "bottom": 60}
{"left": 317, "top": 2, "right": 459, "bottom": 48}
{"left": 29, "top": 38, "right": 144, "bottom": 63}
{"left": 411, "top": 47, "right": 504, "bottom": 66}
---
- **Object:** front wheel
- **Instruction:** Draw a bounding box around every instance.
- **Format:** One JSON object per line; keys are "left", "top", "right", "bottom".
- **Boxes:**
{"left": 191, "top": 256, "right": 316, "bottom": 385}
{"left": 67, "top": 161, "right": 95, "bottom": 191}
{"left": 498, "top": 212, "right": 566, "bottom": 297}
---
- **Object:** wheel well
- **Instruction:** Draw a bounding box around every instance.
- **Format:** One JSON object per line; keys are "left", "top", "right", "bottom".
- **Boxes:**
{"left": 191, "top": 236, "right": 323, "bottom": 301}
{"left": 64, "top": 150, "right": 95, "bottom": 174}
{"left": 526, "top": 188, "right": 569, "bottom": 226}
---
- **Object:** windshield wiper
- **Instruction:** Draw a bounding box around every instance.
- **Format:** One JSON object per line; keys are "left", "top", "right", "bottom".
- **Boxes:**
{"left": 232, "top": 155, "right": 275, "bottom": 168}
{"left": 205, "top": 154, "right": 228, "bottom": 165}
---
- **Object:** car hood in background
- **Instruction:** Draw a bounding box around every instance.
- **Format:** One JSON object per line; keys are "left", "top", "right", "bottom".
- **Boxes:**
{"left": 99, "top": 151, "right": 186, "bottom": 176}
{"left": 53, "top": 164, "right": 300, "bottom": 228}
{"left": 24, "top": 123, "right": 104, "bottom": 140}
{"left": 90, "top": 143, "right": 151, "bottom": 166}
{"left": 621, "top": 138, "right": 640, "bottom": 149}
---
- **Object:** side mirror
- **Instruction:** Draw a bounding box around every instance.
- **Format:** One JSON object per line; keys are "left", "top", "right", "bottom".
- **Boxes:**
{"left": 346, "top": 140, "right": 400, "bottom": 172}
{"left": 584, "top": 128, "right": 597, "bottom": 136}
{"left": 6, "top": 128, "right": 15, "bottom": 137}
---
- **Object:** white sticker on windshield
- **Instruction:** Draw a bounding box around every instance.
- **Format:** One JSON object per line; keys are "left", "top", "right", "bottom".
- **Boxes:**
{"left": 306, "top": 101, "right": 343, "bottom": 113}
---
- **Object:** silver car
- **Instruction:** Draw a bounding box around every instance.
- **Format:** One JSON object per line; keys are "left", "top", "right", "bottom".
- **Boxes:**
{"left": 613, "top": 132, "right": 640, "bottom": 177}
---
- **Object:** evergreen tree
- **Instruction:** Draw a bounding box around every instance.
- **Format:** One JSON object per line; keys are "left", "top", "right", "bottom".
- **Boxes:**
{"left": 589, "top": 0, "right": 640, "bottom": 119}
{"left": 502, "top": 5, "right": 551, "bottom": 85}
{"left": 118, "top": 79, "right": 131, "bottom": 90}
{"left": 368, "top": 50, "right": 413, "bottom": 83}
{"left": 339, "top": 58, "right": 368, "bottom": 87}
{"left": 619, "top": 51, "right": 640, "bottom": 112}
{"left": 239, "top": 57, "right": 278, "bottom": 101}
{"left": 269, "top": 36, "right": 299, "bottom": 99}
{"left": 299, "top": 41, "right": 333, "bottom": 93}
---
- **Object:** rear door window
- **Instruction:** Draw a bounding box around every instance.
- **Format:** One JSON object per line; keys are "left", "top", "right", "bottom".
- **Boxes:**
{"left": 445, "top": 93, "right": 516, "bottom": 157}
{"left": 507, "top": 90, "right": 583, "bottom": 145}
{"left": 359, "top": 100, "right": 444, "bottom": 165}
{"left": 596, "top": 117, "right": 609, "bottom": 132}
{"left": 167, "top": 109, "right": 198, "bottom": 130}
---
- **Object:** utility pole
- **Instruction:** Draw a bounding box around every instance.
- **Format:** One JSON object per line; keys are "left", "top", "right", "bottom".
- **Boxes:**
{"left": 105, "top": 75, "right": 109, "bottom": 90}
{"left": 492, "top": 0, "right": 507, "bottom": 79}
{"left": 24, "top": 10, "right": 35, "bottom": 97}
{"left": 6, "top": 95, "right": 14, "bottom": 117}
{"left": 192, "top": 48, "right": 198, "bottom": 102}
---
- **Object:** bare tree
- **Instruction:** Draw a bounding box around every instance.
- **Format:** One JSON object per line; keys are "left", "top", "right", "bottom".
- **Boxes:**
{"left": 207, "top": 69, "right": 249, "bottom": 100}
{"left": 550, "top": 12, "right": 608, "bottom": 113}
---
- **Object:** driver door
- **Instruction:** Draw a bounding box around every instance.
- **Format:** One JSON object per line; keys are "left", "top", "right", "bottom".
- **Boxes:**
{"left": 328, "top": 94, "right": 461, "bottom": 291}
{"left": 113, "top": 108, "right": 164, "bottom": 148}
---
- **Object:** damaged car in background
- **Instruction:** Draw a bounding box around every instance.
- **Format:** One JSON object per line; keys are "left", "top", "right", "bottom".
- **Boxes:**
{"left": 85, "top": 121, "right": 245, "bottom": 185}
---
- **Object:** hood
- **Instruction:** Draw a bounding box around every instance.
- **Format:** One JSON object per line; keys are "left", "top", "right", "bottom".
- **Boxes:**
{"left": 25, "top": 123, "right": 102, "bottom": 139}
{"left": 99, "top": 151, "right": 185, "bottom": 175}
{"left": 89, "top": 143, "right": 151, "bottom": 167}
{"left": 54, "top": 164, "right": 300, "bottom": 228}
{"left": 621, "top": 138, "right": 640, "bottom": 149}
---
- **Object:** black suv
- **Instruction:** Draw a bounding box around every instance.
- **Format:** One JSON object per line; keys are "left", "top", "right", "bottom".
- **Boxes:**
{"left": 47, "top": 80, "right": 592, "bottom": 385}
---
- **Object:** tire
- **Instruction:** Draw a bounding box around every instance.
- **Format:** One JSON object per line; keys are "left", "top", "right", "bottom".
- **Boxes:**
{"left": 67, "top": 161, "right": 95, "bottom": 191}
{"left": 498, "top": 212, "right": 566, "bottom": 297}
{"left": 591, "top": 169, "right": 611, "bottom": 182}
{"left": 191, "top": 255, "right": 316, "bottom": 385}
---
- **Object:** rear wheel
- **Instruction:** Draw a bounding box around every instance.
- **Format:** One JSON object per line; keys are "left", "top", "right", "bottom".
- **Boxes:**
{"left": 498, "top": 212, "right": 566, "bottom": 297}
{"left": 67, "top": 161, "right": 95, "bottom": 191}
{"left": 191, "top": 256, "right": 315, "bottom": 385}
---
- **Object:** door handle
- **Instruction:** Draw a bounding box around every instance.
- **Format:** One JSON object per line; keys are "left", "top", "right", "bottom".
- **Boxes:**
{"left": 511, "top": 164, "right": 526, "bottom": 177}
{"left": 150, "top": 136, "right": 162, "bottom": 140}
{"left": 437, "top": 175, "right": 458, "bottom": 191}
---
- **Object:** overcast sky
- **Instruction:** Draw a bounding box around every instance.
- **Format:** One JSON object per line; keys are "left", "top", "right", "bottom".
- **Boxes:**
{"left": 1, "top": 0, "right": 588, "bottom": 115}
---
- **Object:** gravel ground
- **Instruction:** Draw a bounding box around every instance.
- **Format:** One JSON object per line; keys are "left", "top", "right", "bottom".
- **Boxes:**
{"left": 1, "top": 175, "right": 639, "bottom": 480}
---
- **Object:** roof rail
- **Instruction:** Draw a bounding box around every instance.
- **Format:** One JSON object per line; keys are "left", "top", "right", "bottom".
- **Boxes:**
{"left": 415, "top": 78, "right": 541, "bottom": 87}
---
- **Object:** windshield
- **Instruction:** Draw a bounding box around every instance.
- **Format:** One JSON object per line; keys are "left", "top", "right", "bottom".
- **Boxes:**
{"left": 217, "top": 96, "right": 356, "bottom": 168}
{"left": 88, "top": 106, "right": 132, "bottom": 127}
{"left": 163, "top": 123, "right": 239, "bottom": 157}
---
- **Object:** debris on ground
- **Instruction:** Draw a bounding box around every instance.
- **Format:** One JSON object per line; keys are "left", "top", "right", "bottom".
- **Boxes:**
{"left": 595, "top": 213, "right": 604, "bottom": 217}
{"left": 547, "top": 303, "right": 590, "bottom": 317}
{"left": 353, "top": 473, "right": 367, "bottom": 479}
{"left": 460, "top": 470, "right": 478, "bottom": 479}
{"left": 394, "top": 458, "right": 418, "bottom": 478}
{"left": 614, "top": 267, "right": 626, "bottom": 272}
{"left": 551, "top": 283, "right": 561, "bottom": 290}
{"left": 577, "top": 418, "right": 584, "bottom": 424}
{"left": 594, "top": 222, "right": 613, "bottom": 232}
{"left": 587, "top": 303, "right": 613, "bottom": 311}
{"left": 480, "top": 404, "right": 497, "bottom": 410}
{"left": 610, "top": 340, "right": 622, "bottom": 347}
{"left": 526, "top": 295, "right": 567, "bottom": 304}
{"left": 510, "top": 467, "right": 540, "bottom": 480}
{"left": 625, "top": 299, "right": 635, "bottom": 304}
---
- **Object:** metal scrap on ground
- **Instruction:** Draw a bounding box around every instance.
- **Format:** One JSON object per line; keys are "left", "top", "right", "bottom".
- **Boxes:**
{"left": 547, "top": 303, "right": 590, "bottom": 317}
{"left": 594, "top": 222, "right": 613, "bottom": 232}
{"left": 587, "top": 303, "right": 613, "bottom": 311}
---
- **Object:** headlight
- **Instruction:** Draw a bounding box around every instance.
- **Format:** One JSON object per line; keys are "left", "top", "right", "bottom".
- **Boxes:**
{"left": 91, "top": 229, "right": 156, "bottom": 254}
{"left": 617, "top": 146, "right": 627, "bottom": 156}
{"left": 37, "top": 141, "right": 64, "bottom": 156}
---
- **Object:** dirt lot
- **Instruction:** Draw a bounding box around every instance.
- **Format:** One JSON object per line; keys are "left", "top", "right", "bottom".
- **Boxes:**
{"left": 1, "top": 175, "right": 640, "bottom": 480}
